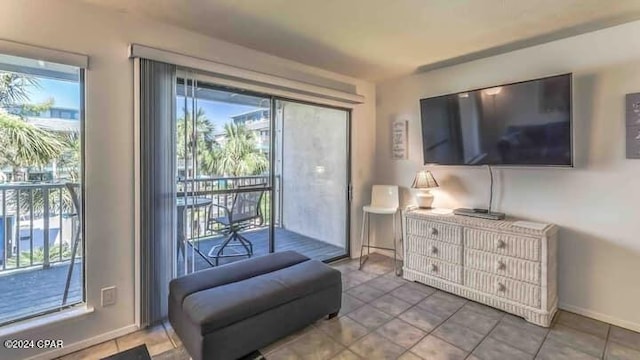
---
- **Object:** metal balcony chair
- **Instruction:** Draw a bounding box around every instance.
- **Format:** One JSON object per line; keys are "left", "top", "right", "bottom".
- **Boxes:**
{"left": 62, "top": 182, "right": 81, "bottom": 306}
{"left": 207, "top": 184, "right": 266, "bottom": 266}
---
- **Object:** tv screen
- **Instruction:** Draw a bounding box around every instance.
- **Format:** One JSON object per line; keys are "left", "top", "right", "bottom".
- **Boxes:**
{"left": 420, "top": 74, "right": 572, "bottom": 166}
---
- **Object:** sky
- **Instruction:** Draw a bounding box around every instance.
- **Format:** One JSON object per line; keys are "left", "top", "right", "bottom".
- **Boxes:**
{"left": 176, "top": 96, "right": 258, "bottom": 130}
{"left": 27, "top": 78, "right": 80, "bottom": 109}
{"left": 26, "top": 78, "right": 257, "bottom": 128}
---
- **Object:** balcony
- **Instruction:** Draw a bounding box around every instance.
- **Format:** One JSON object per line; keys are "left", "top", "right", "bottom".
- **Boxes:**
{"left": 176, "top": 176, "right": 346, "bottom": 273}
{"left": 0, "top": 182, "right": 83, "bottom": 325}
{"left": 0, "top": 177, "right": 345, "bottom": 325}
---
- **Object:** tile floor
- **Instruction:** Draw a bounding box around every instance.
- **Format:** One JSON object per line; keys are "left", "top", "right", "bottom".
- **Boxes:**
{"left": 58, "top": 254, "right": 640, "bottom": 360}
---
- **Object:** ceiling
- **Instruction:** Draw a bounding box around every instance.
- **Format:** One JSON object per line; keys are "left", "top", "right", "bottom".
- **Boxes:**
{"left": 82, "top": 0, "right": 640, "bottom": 81}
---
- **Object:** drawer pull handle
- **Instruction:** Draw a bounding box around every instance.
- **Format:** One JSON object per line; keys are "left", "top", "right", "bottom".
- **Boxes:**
{"left": 430, "top": 246, "right": 438, "bottom": 254}
{"left": 496, "top": 282, "right": 506, "bottom": 292}
{"left": 429, "top": 227, "right": 438, "bottom": 236}
{"left": 430, "top": 264, "right": 438, "bottom": 272}
{"left": 496, "top": 239, "right": 506, "bottom": 249}
{"left": 495, "top": 261, "right": 506, "bottom": 271}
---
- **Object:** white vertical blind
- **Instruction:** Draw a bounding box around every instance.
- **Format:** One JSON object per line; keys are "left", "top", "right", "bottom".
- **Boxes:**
{"left": 139, "top": 59, "right": 177, "bottom": 325}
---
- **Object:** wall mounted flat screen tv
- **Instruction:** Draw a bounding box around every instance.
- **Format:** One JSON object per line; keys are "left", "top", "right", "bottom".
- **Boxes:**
{"left": 420, "top": 73, "right": 572, "bottom": 166}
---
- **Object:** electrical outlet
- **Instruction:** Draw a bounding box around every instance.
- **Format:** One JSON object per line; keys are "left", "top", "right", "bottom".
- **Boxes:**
{"left": 101, "top": 286, "right": 117, "bottom": 307}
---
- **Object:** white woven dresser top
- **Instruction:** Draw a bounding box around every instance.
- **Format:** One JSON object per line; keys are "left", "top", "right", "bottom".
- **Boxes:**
{"left": 405, "top": 208, "right": 558, "bottom": 237}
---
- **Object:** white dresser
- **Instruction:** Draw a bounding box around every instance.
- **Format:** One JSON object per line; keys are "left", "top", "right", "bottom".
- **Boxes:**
{"left": 402, "top": 209, "right": 558, "bottom": 327}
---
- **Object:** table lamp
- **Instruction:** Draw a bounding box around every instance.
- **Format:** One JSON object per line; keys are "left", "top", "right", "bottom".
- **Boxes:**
{"left": 411, "top": 170, "right": 439, "bottom": 208}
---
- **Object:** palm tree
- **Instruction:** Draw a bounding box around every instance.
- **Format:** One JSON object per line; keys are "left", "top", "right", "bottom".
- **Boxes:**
{"left": 0, "top": 111, "right": 71, "bottom": 216}
{"left": 0, "top": 73, "right": 38, "bottom": 107}
{"left": 6, "top": 132, "right": 77, "bottom": 216}
{"left": 0, "top": 72, "right": 77, "bottom": 231}
{"left": 176, "top": 108, "right": 217, "bottom": 177}
{"left": 0, "top": 72, "right": 68, "bottom": 182}
{"left": 175, "top": 110, "right": 268, "bottom": 177}
{"left": 0, "top": 110, "right": 65, "bottom": 179}
{"left": 215, "top": 123, "right": 268, "bottom": 177}
{"left": 56, "top": 132, "right": 81, "bottom": 181}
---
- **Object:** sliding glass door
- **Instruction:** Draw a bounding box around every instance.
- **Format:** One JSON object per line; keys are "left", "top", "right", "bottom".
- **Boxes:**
{"left": 274, "top": 100, "right": 350, "bottom": 261}
{"left": 173, "top": 74, "right": 349, "bottom": 277}
{"left": 175, "top": 76, "right": 273, "bottom": 276}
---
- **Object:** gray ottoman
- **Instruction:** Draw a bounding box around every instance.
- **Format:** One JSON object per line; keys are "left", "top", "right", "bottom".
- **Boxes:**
{"left": 169, "top": 251, "right": 342, "bottom": 360}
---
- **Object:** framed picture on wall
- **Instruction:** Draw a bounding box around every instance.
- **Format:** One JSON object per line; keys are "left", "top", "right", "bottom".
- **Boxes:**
{"left": 392, "top": 119, "right": 408, "bottom": 160}
{"left": 626, "top": 92, "right": 640, "bottom": 159}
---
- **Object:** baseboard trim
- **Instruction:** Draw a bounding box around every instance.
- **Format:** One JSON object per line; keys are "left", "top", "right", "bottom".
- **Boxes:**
{"left": 559, "top": 302, "right": 640, "bottom": 333}
{"left": 25, "top": 324, "right": 139, "bottom": 360}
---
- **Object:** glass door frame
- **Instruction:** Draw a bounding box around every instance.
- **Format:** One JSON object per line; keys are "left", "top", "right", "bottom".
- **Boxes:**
{"left": 270, "top": 97, "right": 352, "bottom": 262}
{"left": 176, "top": 71, "right": 352, "bottom": 264}
{"left": 175, "top": 74, "right": 278, "bottom": 275}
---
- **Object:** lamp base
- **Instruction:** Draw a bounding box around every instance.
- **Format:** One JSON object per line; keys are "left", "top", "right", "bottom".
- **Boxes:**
{"left": 415, "top": 191, "right": 434, "bottom": 209}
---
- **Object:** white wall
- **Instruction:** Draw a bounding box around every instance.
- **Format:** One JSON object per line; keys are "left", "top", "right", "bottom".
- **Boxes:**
{"left": 0, "top": 1, "right": 375, "bottom": 359}
{"left": 375, "top": 20, "right": 640, "bottom": 331}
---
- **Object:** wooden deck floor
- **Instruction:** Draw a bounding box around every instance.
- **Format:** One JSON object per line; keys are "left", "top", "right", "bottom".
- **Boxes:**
{"left": 0, "top": 227, "right": 345, "bottom": 325}
{"left": 180, "top": 227, "right": 347, "bottom": 273}
{"left": 0, "top": 262, "right": 82, "bottom": 325}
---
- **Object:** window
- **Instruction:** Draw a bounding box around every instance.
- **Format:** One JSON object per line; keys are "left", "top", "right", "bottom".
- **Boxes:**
{"left": 0, "top": 53, "right": 84, "bottom": 325}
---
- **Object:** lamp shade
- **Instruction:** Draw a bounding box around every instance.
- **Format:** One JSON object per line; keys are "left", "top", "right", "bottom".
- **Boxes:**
{"left": 411, "top": 170, "right": 439, "bottom": 189}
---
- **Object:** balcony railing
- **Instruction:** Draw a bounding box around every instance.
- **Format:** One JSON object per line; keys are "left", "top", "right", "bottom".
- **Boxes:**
{"left": 0, "top": 176, "right": 275, "bottom": 273}
{"left": 177, "top": 175, "right": 279, "bottom": 241}
{"left": 0, "top": 182, "right": 80, "bottom": 272}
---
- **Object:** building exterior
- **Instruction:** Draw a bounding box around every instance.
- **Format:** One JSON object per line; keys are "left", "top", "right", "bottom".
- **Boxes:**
{"left": 213, "top": 108, "right": 270, "bottom": 154}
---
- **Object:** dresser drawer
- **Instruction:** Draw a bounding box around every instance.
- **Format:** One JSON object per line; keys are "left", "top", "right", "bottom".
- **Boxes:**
{"left": 406, "top": 218, "right": 462, "bottom": 245}
{"left": 406, "top": 235, "right": 462, "bottom": 264}
{"left": 406, "top": 253, "right": 462, "bottom": 283}
{"left": 464, "top": 269, "right": 541, "bottom": 308}
{"left": 464, "top": 249, "right": 541, "bottom": 284}
{"left": 464, "top": 228, "right": 540, "bottom": 261}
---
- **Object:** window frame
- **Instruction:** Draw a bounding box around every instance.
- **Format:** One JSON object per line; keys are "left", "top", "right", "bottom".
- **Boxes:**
{"left": 0, "top": 52, "right": 87, "bottom": 327}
